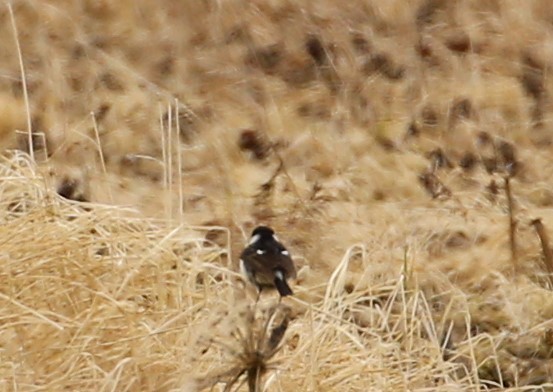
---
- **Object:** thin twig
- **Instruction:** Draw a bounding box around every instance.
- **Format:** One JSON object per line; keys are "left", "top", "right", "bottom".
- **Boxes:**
{"left": 91, "top": 112, "right": 113, "bottom": 204}
{"left": 273, "top": 152, "right": 309, "bottom": 214}
{"left": 531, "top": 218, "right": 553, "bottom": 288}
{"left": 159, "top": 104, "right": 169, "bottom": 219}
{"left": 175, "top": 99, "right": 185, "bottom": 219}
{"left": 504, "top": 176, "right": 518, "bottom": 271}
{"left": 167, "top": 101, "right": 174, "bottom": 222}
{"left": 402, "top": 245, "right": 409, "bottom": 292}
{"left": 7, "top": 3, "right": 33, "bottom": 161}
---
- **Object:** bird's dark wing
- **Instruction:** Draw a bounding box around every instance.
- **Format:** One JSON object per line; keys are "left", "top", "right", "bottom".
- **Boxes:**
{"left": 240, "top": 246, "right": 296, "bottom": 284}
{"left": 275, "top": 252, "right": 296, "bottom": 280}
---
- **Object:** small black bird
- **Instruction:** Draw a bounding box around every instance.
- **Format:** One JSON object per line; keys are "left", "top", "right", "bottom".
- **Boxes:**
{"left": 240, "top": 226, "right": 297, "bottom": 299}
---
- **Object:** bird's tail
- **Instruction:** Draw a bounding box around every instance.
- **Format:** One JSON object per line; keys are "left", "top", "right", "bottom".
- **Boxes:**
{"left": 274, "top": 270, "right": 293, "bottom": 296}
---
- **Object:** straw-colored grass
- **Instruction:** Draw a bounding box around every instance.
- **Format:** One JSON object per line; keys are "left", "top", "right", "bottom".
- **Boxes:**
{"left": 2, "top": 0, "right": 553, "bottom": 390}
{"left": 2, "top": 152, "right": 553, "bottom": 391}
{"left": 0, "top": 152, "right": 476, "bottom": 391}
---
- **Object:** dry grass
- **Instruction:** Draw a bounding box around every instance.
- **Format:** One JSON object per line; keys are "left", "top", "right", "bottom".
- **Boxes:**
{"left": 0, "top": 153, "right": 470, "bottom": 391}
{"left": 3, "top": 0, "right": 553, "bottom": 390}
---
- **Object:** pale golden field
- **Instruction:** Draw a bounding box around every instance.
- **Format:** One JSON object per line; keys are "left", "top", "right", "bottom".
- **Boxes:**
{"left": 2, "top": 0, "right": 553, "bottom": 390}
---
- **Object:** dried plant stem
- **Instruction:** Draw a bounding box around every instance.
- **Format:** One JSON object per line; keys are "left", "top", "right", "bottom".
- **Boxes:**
{"left": 175, "top": 99, "right": 185, "bottom": 219}
{"left": 91, "top": 112, "right": 114, "bottom": 204}
{"left": 0, "top": 291, "right": 64, "bottom": 331}
{"left": 247, "top": 366, "right": 261, "bottom": 392}
{"left": 505, "top": 176, "right": 518, "bottom": 271}
{"left": 402, "top": 245, "right": 410, "bottom": 292}
{"left": 167, "top": 101, "right": 174, "bottom": 222}
{"left": 159, "top": 104, "right": 169, "bottom": 220}
{"left": 531, "top": 218, "right": 553, "bottom": 287}
{"left": 273, "top": 153, "right": 308, "bottom": 214}
{"left": 7, "top": 3, "right": 33, "bottom": 161}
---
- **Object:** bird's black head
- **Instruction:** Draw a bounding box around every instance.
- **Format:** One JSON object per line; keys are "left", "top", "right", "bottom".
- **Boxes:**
{"left": 251, "top": 226, "right": 274, "bottom": 238}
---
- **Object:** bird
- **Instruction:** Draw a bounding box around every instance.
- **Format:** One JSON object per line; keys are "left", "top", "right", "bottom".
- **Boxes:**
{"left": 239, "top": 226, "right": 297, "bottom": 301}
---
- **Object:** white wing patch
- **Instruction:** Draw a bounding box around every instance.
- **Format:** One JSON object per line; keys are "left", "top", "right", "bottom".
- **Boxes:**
{"left": 256, "top": 249, "right": 266, "bottom": 255}
{"left": 281, "top": 250, "right": 289, "bottom": 256}
{"left": 248, "top": 234, "right": 261, "bottom": 245}
{"left": 274, "top": 270, "right": 284, "bottom": 280}
{"left": 239, "top": 259, "right": 250, "bottom": 279}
